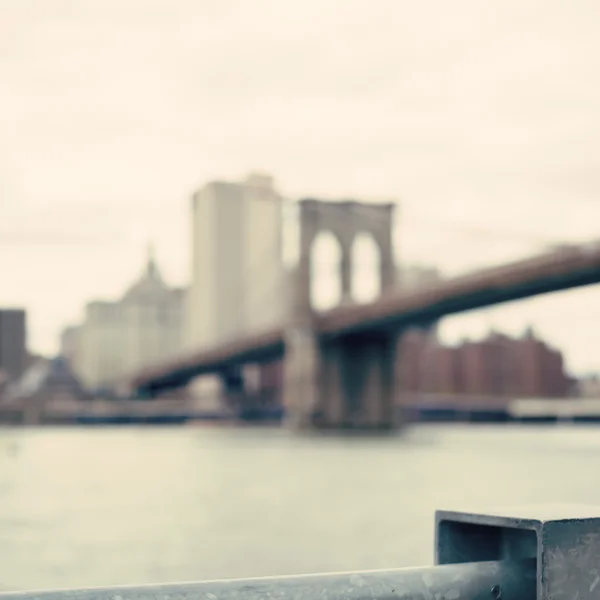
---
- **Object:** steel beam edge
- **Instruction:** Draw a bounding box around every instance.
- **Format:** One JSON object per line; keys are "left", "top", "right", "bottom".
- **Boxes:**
{"left": 436, "top": 503, "right": 600, "bottom": 600}
{"left": 0, "top": 560, "right": 534, "bottom": 600}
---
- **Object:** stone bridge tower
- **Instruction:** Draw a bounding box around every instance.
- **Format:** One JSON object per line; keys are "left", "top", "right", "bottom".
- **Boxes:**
{"left": 283, "top": 199, "right": 397, "bottom": 430}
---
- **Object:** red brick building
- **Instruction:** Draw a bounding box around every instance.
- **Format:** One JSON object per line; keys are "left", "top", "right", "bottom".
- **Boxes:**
{"left": 397, "top": 327, "right": 574, "bottom": 399}
{"left": 398, "top": 330, "right": 429, "bottom": 392}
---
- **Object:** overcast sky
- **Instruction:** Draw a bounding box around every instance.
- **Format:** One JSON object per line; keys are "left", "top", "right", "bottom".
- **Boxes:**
{"left": 1, "top": 0, "right": 600, "bottom": 373}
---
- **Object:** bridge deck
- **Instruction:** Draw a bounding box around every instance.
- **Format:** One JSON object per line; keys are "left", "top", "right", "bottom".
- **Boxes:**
{"left": 132, "top": 242, "right": 600, "bottom": 392}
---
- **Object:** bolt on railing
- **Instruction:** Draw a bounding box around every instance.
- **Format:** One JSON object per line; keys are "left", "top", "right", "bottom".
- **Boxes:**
{"left": 1, "top": 505, "right": 598, "bottom": 600}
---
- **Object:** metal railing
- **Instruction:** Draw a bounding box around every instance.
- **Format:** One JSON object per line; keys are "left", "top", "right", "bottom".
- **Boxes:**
{"left": 1, "top": 505, "right": 598, "bottom": 600}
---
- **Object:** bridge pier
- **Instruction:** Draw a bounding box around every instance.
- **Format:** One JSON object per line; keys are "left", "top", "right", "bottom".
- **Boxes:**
{"left": 282, "top": 329, "right": 320, "bottom": 429}
{"left": 220, "top": 365, "right": 246, "bottom": 410}
{"left": 283, "top": 330, "right": 398, "bottom": 430}
{"left": 320, "top": 332, "right": 397, "bottom": 429}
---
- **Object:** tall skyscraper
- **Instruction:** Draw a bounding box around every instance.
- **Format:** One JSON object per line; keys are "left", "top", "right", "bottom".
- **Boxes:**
{"left": 188, "top": 172, "right": 284, "bottom": 351}
{"left": 0, "top": 308, "right": 27, "bottom": 382}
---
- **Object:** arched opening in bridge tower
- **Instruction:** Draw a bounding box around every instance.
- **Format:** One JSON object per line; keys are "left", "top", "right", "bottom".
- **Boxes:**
{"left": 310, "top": 231, "right": 343, "bottom": 312}
{"left": 351, "top": 232, "right": 381, "bottom": 304}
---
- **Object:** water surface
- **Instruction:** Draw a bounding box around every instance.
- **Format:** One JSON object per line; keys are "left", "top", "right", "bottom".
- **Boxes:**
{"left": 0, "top": 424, "right": 599, "bottom": 591}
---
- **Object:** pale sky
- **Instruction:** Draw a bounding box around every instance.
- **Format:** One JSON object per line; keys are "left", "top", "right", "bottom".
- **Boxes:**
{"left": 1, "top": 0, "right": 600, "bottom": 374}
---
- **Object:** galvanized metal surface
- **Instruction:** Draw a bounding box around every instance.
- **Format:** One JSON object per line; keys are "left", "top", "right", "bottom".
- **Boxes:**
{"left": 436, "top": 504, "right": 600, "bottom": 600}
{"left": 0, "top": 560, "right": 534, "bottom": 600}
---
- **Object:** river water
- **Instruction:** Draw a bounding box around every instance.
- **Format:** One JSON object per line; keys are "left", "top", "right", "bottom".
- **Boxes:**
{"left": 0, "top": 424, "right": 599, "bottom": 592}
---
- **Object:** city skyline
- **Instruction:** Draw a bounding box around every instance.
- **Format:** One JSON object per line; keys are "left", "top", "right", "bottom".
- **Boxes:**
{"left": 1, "top": 1, "right": 600, "bottom": 372}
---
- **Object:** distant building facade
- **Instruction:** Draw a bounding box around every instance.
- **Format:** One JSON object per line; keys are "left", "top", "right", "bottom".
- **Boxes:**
{"left": 578, "top": 374, "right": 600, "bottom": 398}
{"left": 188, "top": 172, "right": 284, "bottom": 351}
{"left": 398, "top": 327, "right": 575, "bottom": 399}
{"left": 66, "top": 248, "right": 186, "bottom": 393}
{"left": 60, "top": 325, "right": 80, "bottom": 368}
{"left": 396, "top": 264, "right": 442, "bottom": 292}
{"left": 7, "top": 356, "right": 88, "bottom": 403}
{"left": 0, "top": 309, "right": 27, "bottom": 382}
